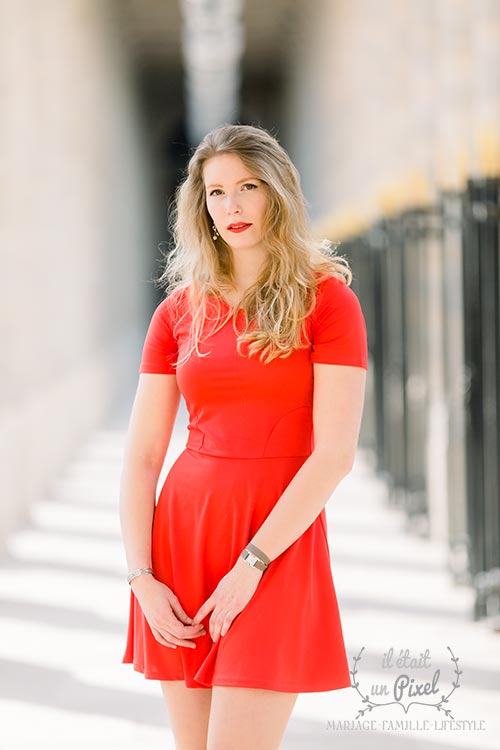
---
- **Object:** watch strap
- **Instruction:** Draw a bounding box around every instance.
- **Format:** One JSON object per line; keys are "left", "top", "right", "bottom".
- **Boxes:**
{"left": 240, "top": 546, "right": 270, "bottom": 572}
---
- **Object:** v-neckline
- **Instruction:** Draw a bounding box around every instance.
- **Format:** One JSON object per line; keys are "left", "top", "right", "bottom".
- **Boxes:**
{"left": 208, "top": 294, "right": 251, "bottom": 331}
{"left": 211, "top": 292, "right": 241, "bottom": 311}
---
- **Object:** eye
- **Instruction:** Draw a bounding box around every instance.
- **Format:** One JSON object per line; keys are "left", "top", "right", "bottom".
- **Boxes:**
{"left": 208, "top": 183, "right": 258, "bottom": 197}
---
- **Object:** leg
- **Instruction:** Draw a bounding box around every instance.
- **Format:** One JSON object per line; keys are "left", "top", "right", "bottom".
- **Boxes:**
{"left": 160, "top": 680, "right": 213, "bottom": 750}
{"left": 207, "top": 686, "right": 298, "bottom": 750}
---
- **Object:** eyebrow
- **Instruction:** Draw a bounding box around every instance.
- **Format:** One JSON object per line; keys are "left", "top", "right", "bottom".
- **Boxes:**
{"left": 206, "top": 177, "right": 259, "bottom": 189}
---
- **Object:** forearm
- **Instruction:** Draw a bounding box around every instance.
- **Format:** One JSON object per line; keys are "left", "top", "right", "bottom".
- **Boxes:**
{"left": 119, "top": 460, "right": 160, "bottom": 572}
{"left": 249, "top": 450, "right": 351, "bottom": 563}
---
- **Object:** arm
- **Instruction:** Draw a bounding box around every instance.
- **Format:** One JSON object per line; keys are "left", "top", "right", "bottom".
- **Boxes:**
{"left": 248, "top": 363, "right": 367, "bottom": 562}
{"left": 120, "top": 372, "right": 207, "bottom": 647}
{"left": 119, "top": 373, "right": 181, "bottom": 581}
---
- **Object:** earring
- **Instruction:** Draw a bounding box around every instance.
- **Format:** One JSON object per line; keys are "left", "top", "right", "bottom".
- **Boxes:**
{"left": 212, "top": 223, "right": 220, "bottom": 241}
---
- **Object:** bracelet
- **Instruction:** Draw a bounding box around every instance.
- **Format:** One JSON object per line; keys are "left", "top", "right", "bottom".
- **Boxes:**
{"left": 240, "top": 543, "right": 271, "bottom": 573}
{"left": 246, "top": 542, "right": 271, "bottom": 566}
{"left": 127, "top": 567, "right": 154, "bottom": 585}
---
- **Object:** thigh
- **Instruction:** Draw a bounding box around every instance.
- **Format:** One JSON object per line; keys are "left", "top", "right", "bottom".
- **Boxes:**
{"left": 207, "top": 686, "right": 298, "bottom": 750}
{"left": 160, "top": 680, "right": 213, "bottom": 750}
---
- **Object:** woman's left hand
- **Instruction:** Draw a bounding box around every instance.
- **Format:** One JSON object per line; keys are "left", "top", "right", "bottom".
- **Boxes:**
{"left": 191, "top": 557, "right": 264, "bottom": 642}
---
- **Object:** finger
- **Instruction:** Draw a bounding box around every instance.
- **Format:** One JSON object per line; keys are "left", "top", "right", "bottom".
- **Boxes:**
{"left": 168, "top": 593, "right": 195, "bottom": 625}
{"left": 191, "top": 628, "right": 207, "bottom": 638}
{"left": 168, "top": 622, "right": 207, "bottom": 645}
{"left": 166, "top": 595, "right": 205, "bottom": 632}
{"left": 151, "top": 627, "right": 177, "bottom": 649}
{"left": 162, "top": 630, "right": 199, "bottom": 649}
{"left": 220, "top": 614, "right": 233, "bottom": 637}
{"left": 171, "top": 620, "right": 207, "bottom": 635}
{"left": 169, "top": 621, "right": 207, "bottom": 640}
{"left": 211, "top": 610, "right": 232, "bottom": 642}
{"left": 192, "top": 599, "right": 214, "bottom": 625}
{"left": 152, "top": 622, "right": 204, "bottom": 649}
{"left": 191, "top": 609, "right": 207, "bottom": 626}
{"left": 184, "top": 623, "right": 207, "bottom": 636}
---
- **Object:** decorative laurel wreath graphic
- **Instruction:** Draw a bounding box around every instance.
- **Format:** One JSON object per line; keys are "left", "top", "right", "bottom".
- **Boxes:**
{"left": 351, "top": 646, "right": 462, "bottom": 720}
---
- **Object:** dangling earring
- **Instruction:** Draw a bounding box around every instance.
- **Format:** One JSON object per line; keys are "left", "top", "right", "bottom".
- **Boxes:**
{"left": 212, "top": 223, "right": 220, "bottom": 241}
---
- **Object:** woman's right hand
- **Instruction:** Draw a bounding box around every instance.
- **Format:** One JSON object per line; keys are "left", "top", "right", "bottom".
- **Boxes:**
{"left": 130, "top": 575, "right": 206, "bottom": 649}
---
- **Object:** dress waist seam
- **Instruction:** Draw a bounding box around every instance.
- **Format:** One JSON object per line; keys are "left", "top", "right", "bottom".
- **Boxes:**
{"left": 184, "top": 447, "right": 311, "bottom": 460}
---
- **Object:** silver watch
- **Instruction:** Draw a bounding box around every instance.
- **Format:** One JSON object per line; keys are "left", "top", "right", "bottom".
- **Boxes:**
{"left": 240, "top": 548, "right": 269, "bottom": 572}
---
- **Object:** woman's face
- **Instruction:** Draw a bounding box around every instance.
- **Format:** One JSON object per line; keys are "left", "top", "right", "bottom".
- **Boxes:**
{"left": 203, "top": 152, "right": 269, "bottom": 251}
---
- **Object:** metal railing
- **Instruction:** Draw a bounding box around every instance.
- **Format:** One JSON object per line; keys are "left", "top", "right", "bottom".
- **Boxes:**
{"left": 340, "top": 176, "right": 500, "bottom": 623}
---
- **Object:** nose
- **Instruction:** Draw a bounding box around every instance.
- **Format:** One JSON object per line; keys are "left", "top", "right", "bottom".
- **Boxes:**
{"left": 224, "top": 193, "right": 241, "bottom": 213}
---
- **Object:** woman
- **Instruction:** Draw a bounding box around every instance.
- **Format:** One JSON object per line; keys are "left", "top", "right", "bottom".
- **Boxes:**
{"left": 120, "top": 123, "right": 368, "bottom": 750}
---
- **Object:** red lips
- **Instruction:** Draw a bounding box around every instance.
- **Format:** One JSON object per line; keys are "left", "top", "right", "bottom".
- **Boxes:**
{"left": 227, "top": 222, "right": 252, "bottom": 230}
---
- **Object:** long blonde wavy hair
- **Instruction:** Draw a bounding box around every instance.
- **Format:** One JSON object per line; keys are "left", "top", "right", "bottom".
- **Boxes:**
{"left": 156, "top": 123, "right": 353, "bottom": 366}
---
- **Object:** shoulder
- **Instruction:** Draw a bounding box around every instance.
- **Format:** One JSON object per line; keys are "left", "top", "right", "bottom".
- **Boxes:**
{"left": 161, "top": 284, "right": 189, "bottom": 308}
{"left": 154, "top": 285, "right": 190, "bottom": 323}
{"left": 311, "top": 274, "right": 363, "bottom": 321}
{"left": 307, "top": 273, "right": 368, "bottom": 368}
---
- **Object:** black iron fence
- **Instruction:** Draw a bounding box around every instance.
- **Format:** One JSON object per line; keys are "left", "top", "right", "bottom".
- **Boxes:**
{"left": 462, "top": 178, "right": 500, "bottom": 619}
{"left": 343, "top": 177, "right": 500, "bottom": 624}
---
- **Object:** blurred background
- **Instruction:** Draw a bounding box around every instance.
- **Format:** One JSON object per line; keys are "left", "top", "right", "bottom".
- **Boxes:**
{"left": 1, "top": 0, "right": 499, "bottom": 747}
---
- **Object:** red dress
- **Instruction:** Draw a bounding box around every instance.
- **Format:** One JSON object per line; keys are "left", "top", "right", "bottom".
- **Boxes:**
{"left": 121, "top": 275, "right": 368, "bottom": 692}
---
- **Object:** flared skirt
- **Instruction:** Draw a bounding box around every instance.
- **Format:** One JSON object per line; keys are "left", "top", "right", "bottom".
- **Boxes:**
{"left": 121, "top": 448, "right": 352, "bottom": 693}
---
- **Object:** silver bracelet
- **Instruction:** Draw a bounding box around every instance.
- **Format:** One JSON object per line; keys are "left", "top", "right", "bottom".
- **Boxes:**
{"left": 127, "top": 567, "right": 154, "bottom": 585}
{"left": 246, "top": 542, "right": 271, "bottom": 566}
{"left": 240, "top": 543, "right": 271, "bottom": 572}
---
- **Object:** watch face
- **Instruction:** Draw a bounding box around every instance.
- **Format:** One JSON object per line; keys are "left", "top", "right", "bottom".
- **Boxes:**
{"left": 247, "top": 553, "right": 258, "bottom": 566}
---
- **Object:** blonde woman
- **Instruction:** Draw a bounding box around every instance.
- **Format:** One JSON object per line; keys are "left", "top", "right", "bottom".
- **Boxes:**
{"left": 120, "top": 123, "right": 368, "bottom": 750}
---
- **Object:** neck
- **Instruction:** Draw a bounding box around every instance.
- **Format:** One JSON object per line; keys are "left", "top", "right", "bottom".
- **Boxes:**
{"left": 228, "top": 244, "right": 268, "bottom": 294}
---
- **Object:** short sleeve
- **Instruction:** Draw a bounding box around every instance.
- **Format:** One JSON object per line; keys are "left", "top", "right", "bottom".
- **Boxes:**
{"left": 138, "top": 297, "right": 178, "bottom": 374}
{"left": 310, "top": 276, "right": 368, "bottom": 369}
